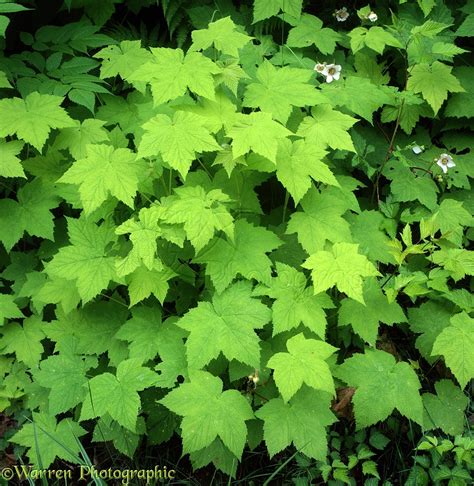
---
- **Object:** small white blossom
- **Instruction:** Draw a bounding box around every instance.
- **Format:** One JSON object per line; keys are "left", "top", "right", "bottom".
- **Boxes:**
{"left": 314, "top": 62, "right": 328, "bottom": 75}
{"left": 334, "top": 7, "right": 349, "bottom": 22}
{"left": 436, "top": 153, "right": 455, "bottom": 173}
{"left": 325, "top": 64, "right": 342, "bottom": 83}
{"left": 412, "top": 145, "right": 424, "bottom": 154}
{"left": 367, "top": 11, "right": 378, "bottom": 22}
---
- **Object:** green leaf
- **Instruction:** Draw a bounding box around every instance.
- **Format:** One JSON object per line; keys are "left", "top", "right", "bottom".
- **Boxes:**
{"left": 227, "top": 112, "right": 291, "bottom": 163}
{"left": 297, "top": 104, "right": 357, "bottom": 152}
{"left": 45, "top": 218, "right": 117, "bottom": 303}
{"left": 254, "top": 262, "right": 333, "bottom": 338}
{"left": 59, "top": 144, "right": 145, "bottom": 215}
{"left": 287, "top": 187, "right": 352, "bottom": 254}
{"left": 162, "top": 185, "right": 234, "bottom": 252}
{"left": 0, "top": 93, "right": 74, "bottom": 151}
{"left": 138, "top": 112, "right": 220, "bottom": 178}
{"left": 431, "top": 248, "right": 474, "bottom": 281}
{"left": 407, "top": 62, "right": 464, "bottom": 115}
{"left": 129, "top": 48, "right": 220, "bottom": 105}
{"left": 256, "top": 387, "right": 336, "bottom": 460}
{"left": 80, "top": 358, "right": 159, "bottom": 431}
{"left": 243, "top": 60, "right": 322, "bottom": 124}
{"left": 0, "top": 316, "right": 44, "bottom": 367}
{"left": 445, "top": 67, "right": 474, "bottom": 118}
{"left": 0, "top": 180, "right": 58, "bottom": 251}
{"left": 0, "top": 139, "right": 25, "bottom": 178}
{"left": 195, "top": 219, "right": 281, "bottom": 293}
{"left": 303, "top": 242, "right": 380, "bottom": 304}
{"left": 335, "top": 350, "right": 423, "bottom": 428}
{"left": 253, "top": 0, "right": 303, "bottom": 22}
{"left": 53, "top": 119, "right": 109, "bottom": 159}
{"left": 456, "top": 13, "right": 474, "bottom": 36}
{"left": 190, "top": 17, "right": 252, "bottom": 57}
{"left": 177, "top": 281, "right": 271, "bottom": 369}
{"left": 0, "top": 294, "right": 23, "bottom": 323}
{"left": 339, "top": 278, "right": 406, "bottom": 346}
{"left": 431, "top": 312, "right": 474, "bottom": 389}
{"left": 422, "top": 380, "right": 468, "bottom": 435}
{"left": 160, "top": 370, "right": 254, "bottom": 458}
{"left": 286, "top": 14, "right": 341, "bottom": 54}
{"left": 275, "top": 139, "right": 338, "bottom": 204}
{"left": 267, "top": 333, "right": 337, "bottom": 401}
{"left": 34, "top": 354, "right": 98, "bottom": 415}
{"left": 10, "top": 413, "right": 86, "bottom": 468}
{"left": 349, "top": 27, "right": 402, "bottom": 54}
{"left": 126, "top": 264, "right": 175, "bottom": 306}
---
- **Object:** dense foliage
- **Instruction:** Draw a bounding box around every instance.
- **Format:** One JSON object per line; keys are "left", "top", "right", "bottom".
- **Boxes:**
{"left": 0, "top": 0, "right": 473, "bottom": 484}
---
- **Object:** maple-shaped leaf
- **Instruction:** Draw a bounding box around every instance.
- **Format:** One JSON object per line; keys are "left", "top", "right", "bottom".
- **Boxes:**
{"left": 303, "top": 242, "right": 380, "bottom": 304}
{"left": 407, "top": 61, "right": 464, "bottom": 115}
{"left": 253, "top": 0, "right": 302, "bottom": 22}
{"left": 189, "top": 438, "right": 238, "bottom": 478}
{"left": 128, "top": 48, "right": 220, "bottom": 104}
{"left": 267, "top": 333, "right": 337, "bottom": 402}
{"left": 115, "top": 307, "right": 185, "bottom": 363}
{"left": 445, "top": 66, "right": 474, "bottom": 118}
{"left": 297, "top": 104, "right": 357, "bottom": 152}
{"left": 80, "top": 358, "right": 159, "bottom": 431}
{"left": 53, "top": 119, "right": 109, "bottom": 159}
{"left": 94, "top": 40, "right": 152, "bottom": 83}
{"left": 256, "top": 387, "right": 336, "bottom": 461}
{"left": 349, "top": 27, "right": 402, "bottom": 54}
{"left": 431, "top": 248, "right": 474, "bottom": 281}
{"left": 275, "top": 139, "right": 338, "bottom": 204}
{"left": 162, "top": 185, "right": 234, "bottom": 252}
{"left": 0, "top": 179, "right": 59, "bottom": 251}
{"left": 190, "top": 17, "right": 252, "bottom": 57}
{"left": 195, "top": 219, "right": 281, "bottom": 293}
{"left": 286, "top": 187, "right": 352, "bottom": 254}
{"left": 320, "top": 77, "right": 394, "bottom": 122}
{"left": 126, "top": 264, "right": 176, "bottom": 306}
{"left": 243, "top": 60, "right": 322, "bottom": 124}
{"left": 160, "top": 370, "right": 253, "bottom": 458}
{"left": 177, "top": 281, "right": 270, "bottom": 369}
{"left": 59, "top": 144, "right": 145, "bottom": 215}
{"left": 384, "top": 159, "right": 438, "bottom": 210}
{"left": 115, "top": 207, "right": 162, "bottom": 273}
{"left": 422, "top": 379, "right": 468, "bottom": 436}
{"left": 10, "top": 413, "right": 86, "bottom": 468}
{"left": 227, "top": 112, "right": 291, "bottom": 163}
{"left": 433, "top": 199, "right": 473, "bottom": 245}
{"left": 138, "top": 112, "right": 220, "bottom": 178}
{"left": 0, "top": 139, "right": 25, "bottom": 178}
{"left": 34, "top": 354, "right": 98, "bottom": 415}
{"left": 432, "top": 312, "right": 474, "bottom": 389}
{"left": 0, "top": 92, "right": 74, "bottom": 151}
{"left": 335, "top": 349, "right": 423, "bottom": 429}
{"left": 0, "top": 316, "right": 44, "bottom": 367}
{"left": 348, "top": 210, "right": 396, "bottom": 264}
{"left": 45, "top": 218, "right": 117, "bottom": 303}
{"left": 0, "top": 294, "right": 23, "bottom": 323}
{"left": 287, "top": 13, "right": 341, "bottom": 54}
{"left": 254, "top": 263, "right": 333, "bottom": 338}
{"left": 338, "top": 278, "right": 406, "bottom": 345}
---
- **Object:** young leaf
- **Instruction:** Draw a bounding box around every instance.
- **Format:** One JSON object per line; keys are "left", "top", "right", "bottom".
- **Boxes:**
{"left": 267, "top": 333, "right": 337, "bottom": 402}
{"left": 303, "top": 242, "right": 380, "bottom": 304}
{"left": 335, "top": 350, "right": 423, "bottom": 429}
{"left": 160, "top": 370, "right": 254, "bottom": 458}
{"left": 80, "top": 358, "right": 160, "bottom": 431}
{"left": 431, "top": 312, "right": 474, "bottom": 389}
{"left": 0, "top": 92, "right": 74, "bottom": 151}
{"left": 177, "top": 281, "right": 271, "bottom": 369}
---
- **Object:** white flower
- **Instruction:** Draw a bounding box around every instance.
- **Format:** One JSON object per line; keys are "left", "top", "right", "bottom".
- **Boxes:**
{"left": 325, "top": 64, "right": 342, "bottom": 83}
{"left": 334, "top": 7, "right": 349, "bottom": 22}
{"left": 412, "top": 145, "right": 424, "bottom": 154}
{"left": 367, "top": 11, "right": 378, "bottom": 22}
{"left": 436, "top": 153, "right": 455, "bottom": 173}
{"left": 314, "top": 62, "right": 328, "bottom": 75}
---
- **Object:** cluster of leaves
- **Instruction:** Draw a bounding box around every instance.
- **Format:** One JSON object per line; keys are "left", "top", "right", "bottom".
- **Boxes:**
{"left": 0, "top": 0, "right": 473, "bottom": 482}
